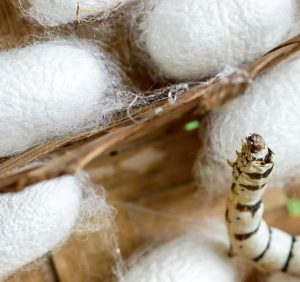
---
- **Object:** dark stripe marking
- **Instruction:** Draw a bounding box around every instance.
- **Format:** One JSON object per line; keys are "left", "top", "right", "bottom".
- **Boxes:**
{"left": 236, "top": 166, "right": 242, "bottom": 175}
{"left": 253, "top": 228, "right": 272, "bottom": 262}
{"left": 282, "top": 236, "right": 296, "bottom": 272}
{"left": 264, "top": 148, "right": 273, "bottom": 163}
{"left": 239, "top": 183, "right": 267, "bottom": 191}
{"left": 246, "top": 165, "right": 274, "bottom": 180}
{"left": 231, "top": 183, "right": 238, "bottom": 195}
{"left": 234, "top": 222, "right": 261, "bottom": 241}
{"left": 231, "top": 183, "right": 236, "bottom": 191}
{"left": 236, "top": 200, "right": 262, "bottom": 217}
{"left": 228, "top": 245, "right": 234, "bottom": 257}
{"left": 225, "top": 208, "right": 231, "bottom": 223}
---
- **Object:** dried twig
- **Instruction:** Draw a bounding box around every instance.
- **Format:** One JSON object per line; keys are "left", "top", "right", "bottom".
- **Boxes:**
{"left": 0, "top": 35, "right": 300, "bottom": 193}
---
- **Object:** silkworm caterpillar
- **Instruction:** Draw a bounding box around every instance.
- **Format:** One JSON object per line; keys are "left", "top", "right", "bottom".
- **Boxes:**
{"left": 226, "top": 134, "right": 300, "bottom": 276}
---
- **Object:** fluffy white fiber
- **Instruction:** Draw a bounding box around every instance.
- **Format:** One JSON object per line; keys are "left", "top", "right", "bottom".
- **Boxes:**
{"left": 135, "top": 0, "right": 297, "bottom": 80}
{"left": 196, "top": 55, "right": 300, "bottom": 192}
{"left": 119, "top": 220, "right": 239, "bottom": 282}
{"left": 17, "top": 0, "right": 130, "bottom": 26}
{"left": 0, "top": 174, "right": 114, "bottom": 279}
{"left": 75, "top": 173, "right": 115, "bottom": 235}
{"left": 0, "top": 39, "right": 123, "bottom": 157}
{"left": 0, "top": 176, "right": 81, "bottom": 278}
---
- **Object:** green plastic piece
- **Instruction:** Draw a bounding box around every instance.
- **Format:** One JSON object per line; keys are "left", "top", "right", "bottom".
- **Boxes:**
{"left": 287, "top": 199, "right": 300, "bottom": 217}
{"left": 184, "top": 120, "right": 200, "bottom": 131}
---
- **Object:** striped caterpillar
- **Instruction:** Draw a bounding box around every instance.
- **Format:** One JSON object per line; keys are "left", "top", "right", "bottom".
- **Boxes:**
{"left": 226, "top": 134, "right": 300, "bottom": 276}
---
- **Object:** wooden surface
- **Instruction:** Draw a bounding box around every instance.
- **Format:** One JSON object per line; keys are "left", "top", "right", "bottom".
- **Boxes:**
{"left": 1, "top": 1, "right": 300, "bottom": 282}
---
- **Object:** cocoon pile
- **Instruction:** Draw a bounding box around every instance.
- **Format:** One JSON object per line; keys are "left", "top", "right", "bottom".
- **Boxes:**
{"left": 0, "top": 39, "right": 118, "bottom": 157}
{"left": 120, "top": 220, "right": 240, "bottom": 282}
{"left": 18, "top": 0, "right": 129, "bottom": 26}
{"left": 196, "top": 56, "right": 300, "bottom": 192}
{"left": 135, "top": 0, "right": 296, "bottom": 80}
{"left": 0, "top": 176, "right": 81, "bottom": 278}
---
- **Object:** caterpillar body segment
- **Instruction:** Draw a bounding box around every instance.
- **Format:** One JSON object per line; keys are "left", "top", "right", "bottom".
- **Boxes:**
{"left": 226, "top": 134, "right": 300, "bottom": 276}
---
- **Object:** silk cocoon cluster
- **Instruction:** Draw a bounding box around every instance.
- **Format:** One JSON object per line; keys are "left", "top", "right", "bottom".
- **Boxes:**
{"left": 17, "top": 0, "right": 130, "bottom": 26}
{"left": 119, "top": 220, "right": 240, "bottom": 282}
{"left": 0, "top": 176, "right": 81, "bottom": 278}
{"left": 134, "top": 0, "right": 296, "bottom": 80}
{"left": 196, "top": 56, "right": 300, "bottom": 192}
{"left": 0, "top": 39, "right": 120, "bottom": 157}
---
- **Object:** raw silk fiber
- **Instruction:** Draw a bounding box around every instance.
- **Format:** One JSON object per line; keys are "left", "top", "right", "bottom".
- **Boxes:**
{"left": 119, "top": 220, "right": 240, "bottom": 282}
{"left": 0, "top": 38, "right": 124, "bottom": 157}
{"left": 0, "top": 174, "right": 114, "bottom": 279}
{"left": 196, "top": 55, "right": 300, "bottom": 193}
{"left": 0, "top": 176, "right": 81, "bottom": 278}
{"left": 133, "top": 0, "right": 297, "bottom": 80}
{"left": 17, "top": 0, "right": 130, "bottom": 26}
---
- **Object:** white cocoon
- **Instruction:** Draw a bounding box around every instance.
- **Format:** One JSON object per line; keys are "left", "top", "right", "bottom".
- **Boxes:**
{"left": 0, "top": 176, "right": 82, "bottom": 278}
{"left": 196, "top": 56, "right": 300, "bottom": 192}
{"left": 136, "top": 0, "right": 296, "bottom": 80}
{"left": 0, "top": 39, "right": 114, "bottom": 157}
{"left": 20, "top": 0, "right": 129, "bottom": 26}
{"left": 120, "top": 220, "right": 238, "bottom": 282}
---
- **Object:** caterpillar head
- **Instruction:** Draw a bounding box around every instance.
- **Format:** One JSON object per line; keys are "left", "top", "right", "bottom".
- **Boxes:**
{"left": 240, "top": 133, "right": 270, "bottom": 162}
{"left": 228, "top": 133, "right": 273, "bottom": 169}
{"left": 246, "top": 134, "right": 265, "bottom": 153}
{"left": 237, "top": 133, "right": 274, "bottom": 177}
{"left": 230, "top": 134, "right": 274, "bottom": 204}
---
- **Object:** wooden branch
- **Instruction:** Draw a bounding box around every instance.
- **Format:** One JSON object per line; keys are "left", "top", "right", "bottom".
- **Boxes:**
{"left": 0, "top": 35, "right": 300, "bottom": 193}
